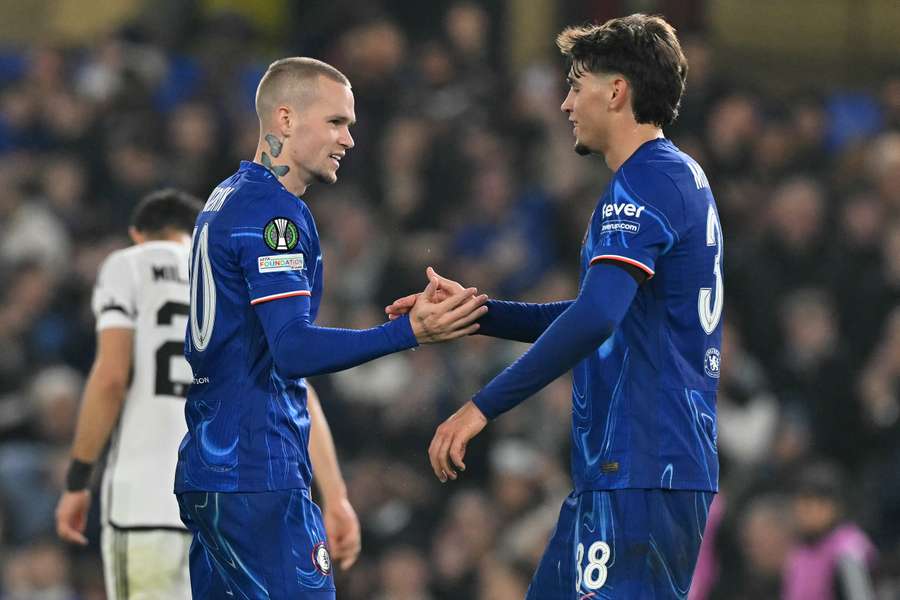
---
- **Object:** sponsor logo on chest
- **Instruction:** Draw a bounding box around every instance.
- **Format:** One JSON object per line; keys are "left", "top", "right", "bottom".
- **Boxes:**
{"left": 601, "top": 202, "right": 645, "bottom": 219}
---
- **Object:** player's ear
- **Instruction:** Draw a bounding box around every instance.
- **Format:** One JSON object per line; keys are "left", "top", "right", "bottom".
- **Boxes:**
{"left": 609, "top": 76, "right": 629, "bottom": 110}
{"left": 128, "top": 227, "right": 144, "bottom": 245}
{"left": 275, "top": 105, "right": 293, "bottom": 137}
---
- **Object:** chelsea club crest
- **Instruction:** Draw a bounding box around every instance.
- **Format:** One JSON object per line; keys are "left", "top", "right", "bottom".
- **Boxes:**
{"left": 311, "top": 542, "right": 332, "bottom": 576}
{"left": 704, "top": 347, "right": 721, "bottom": 378}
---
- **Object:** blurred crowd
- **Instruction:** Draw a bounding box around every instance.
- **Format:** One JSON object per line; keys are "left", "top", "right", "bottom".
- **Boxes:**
{"left": 1, "top": 2, "right": 899, "bottom": 599}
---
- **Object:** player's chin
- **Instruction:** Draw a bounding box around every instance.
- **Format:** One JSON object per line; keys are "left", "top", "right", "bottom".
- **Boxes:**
{"left": 574, "top": 141, "right": 591, "bottom": 156}
{"left": 313, "top": 169, "right": 339, "bottom": 185}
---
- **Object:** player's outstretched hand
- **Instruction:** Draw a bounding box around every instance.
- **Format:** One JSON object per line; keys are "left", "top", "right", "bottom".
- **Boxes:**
{"left": 55, "top": 490, "right": 91, "bottom": 545}
{"left": 323, "top": 496, "right": 361, "bottom": 570}
{"left": 428, "top": 400, "right": 487, "bottom": 482}
{"left": 408, "top": 272, "right": 488, "bottom": 343}
{"left": 384, "top": 267, "right": 469, "bottom": 320}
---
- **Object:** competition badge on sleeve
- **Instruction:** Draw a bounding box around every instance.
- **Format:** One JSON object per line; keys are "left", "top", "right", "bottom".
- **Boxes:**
{"left": 264, "top": 217, "right": 299, "bottom": 252}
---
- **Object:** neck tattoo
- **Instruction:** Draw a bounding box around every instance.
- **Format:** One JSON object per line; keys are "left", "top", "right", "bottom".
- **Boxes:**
{"left": 265, "top": 133, "right": 283, "bottom": 157}
{"left": 261, "top": 133, "right": 289, "bottom": 177}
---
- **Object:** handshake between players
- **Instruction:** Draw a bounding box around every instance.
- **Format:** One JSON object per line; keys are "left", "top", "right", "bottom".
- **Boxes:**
{"left": 386, "top": 267, "right": 491, "bottom": 483}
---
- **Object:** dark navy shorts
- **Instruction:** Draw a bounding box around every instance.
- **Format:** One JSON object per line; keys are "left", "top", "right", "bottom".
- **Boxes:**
{"left": 526, "top": 489, "right": 714, "bottom": 600}
{"left": 178, "top": 488, "right": 335, "bottom": 599}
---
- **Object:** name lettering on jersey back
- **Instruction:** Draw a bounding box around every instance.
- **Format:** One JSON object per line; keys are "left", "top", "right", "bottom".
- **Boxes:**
{"left": 688, "top": 162, "right": 710, "bottom": 190}
{"left": 601, "top": 202, "right": 645, "bottom": 219}
{"left": 203, "top": 186, "right": 235, "bottom": 213}
{"left": 152, "top": 265, "right": 188, "bottom": 284}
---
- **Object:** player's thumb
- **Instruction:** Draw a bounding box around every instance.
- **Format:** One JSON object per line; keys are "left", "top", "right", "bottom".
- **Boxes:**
{"left": 450, "top": 443, "right": 466, "bottom": 471}
{"left": 424, "top": 267, "right": 440, "bottom": 299}
{"left": 429, "top": 266, "right": 456, "bottom": 290}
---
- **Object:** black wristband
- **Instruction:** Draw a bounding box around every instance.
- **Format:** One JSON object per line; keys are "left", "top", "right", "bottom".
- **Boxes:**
{"left": 65, "top": 459, "right": 94, "bottom": 491}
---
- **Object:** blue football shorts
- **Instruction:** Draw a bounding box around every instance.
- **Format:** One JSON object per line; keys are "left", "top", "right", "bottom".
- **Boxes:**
{"left": 526, "top": 488, "right": 714, "bottom": 600}
{"left": 177, "top": 488, "right": 335, "bottom": 599}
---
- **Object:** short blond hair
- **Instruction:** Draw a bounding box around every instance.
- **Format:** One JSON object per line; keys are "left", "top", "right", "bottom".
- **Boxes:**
{"left": 254, "top": 57, "right": 350, "bottom": 122}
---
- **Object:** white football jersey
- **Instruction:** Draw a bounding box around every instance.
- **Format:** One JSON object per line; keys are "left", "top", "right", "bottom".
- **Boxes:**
{"left": 92, "top": 240, "right": 192, "bottom": 529}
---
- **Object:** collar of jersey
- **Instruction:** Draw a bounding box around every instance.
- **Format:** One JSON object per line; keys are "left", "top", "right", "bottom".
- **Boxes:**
{"left": 617, "top": 137, "right": 670, "bottom": 172}
{"left": 240, "top": 160, "right": 297, "bottom": 198}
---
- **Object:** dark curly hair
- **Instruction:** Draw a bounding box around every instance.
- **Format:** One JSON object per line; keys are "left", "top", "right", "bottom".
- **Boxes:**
{"left": 557, "top": 14, "right": 688, "bottom": 128}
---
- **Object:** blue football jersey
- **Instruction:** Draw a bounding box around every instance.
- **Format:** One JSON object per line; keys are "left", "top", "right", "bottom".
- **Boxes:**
{"left": 175, "top": 161, "right": 323, "bottom": 493}
{"left": 574, "top": 138, "right": 723, "bottom": 493}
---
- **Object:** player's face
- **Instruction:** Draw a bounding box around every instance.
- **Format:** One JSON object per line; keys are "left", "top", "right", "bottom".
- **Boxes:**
{"left": 290, "top": 77, "right": 356, "bottom": 186}
{"left": 560, "top": 69, "right": 612, "bottom": 156}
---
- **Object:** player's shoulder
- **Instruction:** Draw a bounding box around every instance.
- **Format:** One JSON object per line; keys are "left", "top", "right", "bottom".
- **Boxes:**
{"left": 632, "top": 139, "right": 710, "bottom": 198}
{"left": 612, "top": 163, "right": 683, "bottom": 223}
{"left": 214, "top": 164, "right": 305, "bottom": 217}
{"left": 619, "top": 140, "right": 678, "bottom": 188}
{"left": 616, "top": 139, "right": 715, "bottom": 220}
{"left": 92, "top": 246, "right": 139, "bottom": 304}
{"left": 113, "top": 240, "right": 185, "bottom": 265}
{"left": 226, "top": 186, "right": 313, "bottom": 237}
{"left": 99, "top": 244, "right": 138, "bottom": 274}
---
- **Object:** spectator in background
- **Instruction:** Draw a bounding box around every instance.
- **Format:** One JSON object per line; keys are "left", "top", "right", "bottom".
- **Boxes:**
{"left": 0, "top": 367, "right": 81, "bottom": 546}
{"left": 774, "top": 289, "right": 866, "bottom": 469}
{"left": 707, "top": 493, "right": 794, "bottom": 600}
{"left": 2, "top": 539, "right": 78, "bottom": 600}
{"left": 715, "top": 321, "right": 779, "bottom": 475}
{"left": 375, "top": 545, "right": 434, "bottom": 600}
{"left": 783, "top": 462, "right": 877, "bottom": 600}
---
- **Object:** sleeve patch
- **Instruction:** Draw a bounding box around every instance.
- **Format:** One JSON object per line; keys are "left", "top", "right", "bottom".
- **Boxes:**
{"left": 258, "top": 253, "right": 305, "bottom": 273}
{"left": 263, "top": 218, "right": 300, "bottom": 252}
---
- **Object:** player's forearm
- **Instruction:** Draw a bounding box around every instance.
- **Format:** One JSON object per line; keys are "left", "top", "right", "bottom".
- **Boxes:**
{"left": 272, "top": 315, "right": 418, "bottom": 379}
{"left": 70, "top": 369, "right": 127, "bottom": 462}
{"left": 476, "top": 299, "right": 573, "bottom": 342}
{"left": 305, "top": 384, "right": 348, "bottom": 504}
{"left": 473, "top": 264, "right": 638, "bottom": 419}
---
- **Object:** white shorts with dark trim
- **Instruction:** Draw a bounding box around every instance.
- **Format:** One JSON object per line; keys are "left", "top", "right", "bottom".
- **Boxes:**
{"left": 101, "top": 525, "right": 192, "bottom": 600}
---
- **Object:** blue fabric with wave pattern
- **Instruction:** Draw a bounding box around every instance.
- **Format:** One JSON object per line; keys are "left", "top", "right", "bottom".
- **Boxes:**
{"left": 526, "top": 489, "right": 713, "bottom": 599}
{"left": 178, "top": 489, "right": 335, "bottom": 598}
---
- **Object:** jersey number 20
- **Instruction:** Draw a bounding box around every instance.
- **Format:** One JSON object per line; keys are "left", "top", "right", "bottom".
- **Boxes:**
{"left": 698, "top": 205, "right": 723, "bottom": 334}
{"left": 190, "top": 223, "right": 216, "bottom": 351}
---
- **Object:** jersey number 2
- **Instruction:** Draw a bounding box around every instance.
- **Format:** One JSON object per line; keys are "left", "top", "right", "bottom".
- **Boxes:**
{"left": 698, "top": 205, "right": 723, "bottom": 334}
{"left": 156, "top": 301, "right": 189, "bottom": 397}
{"left": 190, "top": 223, "right": 216, "bottom": 351}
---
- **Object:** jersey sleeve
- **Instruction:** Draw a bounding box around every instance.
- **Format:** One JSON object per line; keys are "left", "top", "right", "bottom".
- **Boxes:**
{"left": 231, "top": 193, "right": 315, "bottom": 308}
{"left": 589, "top": 164, "right": 684, "bottom": 278}
{"left": 91, "top": 250, "right": 137, "bottom": 330}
